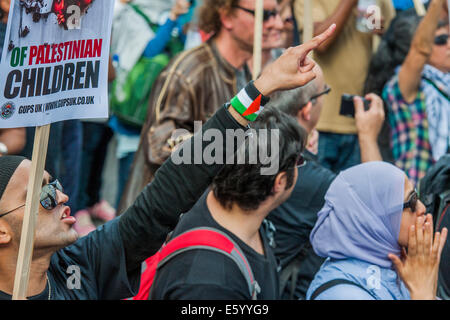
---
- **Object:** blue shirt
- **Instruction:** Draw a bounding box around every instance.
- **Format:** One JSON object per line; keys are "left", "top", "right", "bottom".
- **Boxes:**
{"left": 392, "top": 0, "right": 415, "bottom": 10}
{"left": 143, "top": 18, "right": 185, "bottom": 59}
{"left": 306, "top": 258, "right": 411, "bottom": 300}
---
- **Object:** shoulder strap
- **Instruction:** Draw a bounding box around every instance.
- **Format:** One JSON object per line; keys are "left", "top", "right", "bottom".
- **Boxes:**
{"left": 157, "top": 227, "right": 261, "bottom": 300}
{"left": 436, "top": 190, "right": 450, "bottom": 232}
{"left": 422, "top": 76, "right": 450, "bottom": 102}
{"left": 310, "top": 279, "right": 377, "bottom": 300}
{"left": 128, "top": 3, "right": 158, "bottom": 31}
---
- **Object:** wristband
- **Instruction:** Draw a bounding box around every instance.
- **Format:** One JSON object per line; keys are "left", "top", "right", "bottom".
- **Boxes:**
{"left": 230, "top": 81, "right": 270, "bottom": 122}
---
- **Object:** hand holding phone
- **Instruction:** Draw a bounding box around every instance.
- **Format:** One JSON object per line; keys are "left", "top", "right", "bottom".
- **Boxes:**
{"left": 354, "top": 93, "right": 385, "bottom": 142}
{"left": 339, "top": 94, "right": 370, "bottom": 118}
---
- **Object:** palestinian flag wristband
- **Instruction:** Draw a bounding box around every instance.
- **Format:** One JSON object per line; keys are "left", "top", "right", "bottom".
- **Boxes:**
{"left": 230, "top": 81, "right": 270, "bottom": 122}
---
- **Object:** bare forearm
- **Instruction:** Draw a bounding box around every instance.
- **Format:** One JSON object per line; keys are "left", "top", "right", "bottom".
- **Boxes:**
{"left": 411, "top": 0, "right": 445, "bottom": 57}
{"left": 359, "top": 136, "right": 382, "bottom": 163}
{"left": 313, "top": 0, "right": 357, "bottom": 53}
{"left": 399, "top": 0, "right": 446, "bottom": 101}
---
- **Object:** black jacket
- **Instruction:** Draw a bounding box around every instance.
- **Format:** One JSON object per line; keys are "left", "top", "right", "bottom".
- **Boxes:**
{"left": 118, "top": 105, "right": 248, "bottom": 273}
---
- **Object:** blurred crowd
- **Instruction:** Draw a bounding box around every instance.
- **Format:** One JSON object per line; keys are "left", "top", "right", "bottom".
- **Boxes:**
{"left": 0, "top": 0, "right": 449, "bottom": 301}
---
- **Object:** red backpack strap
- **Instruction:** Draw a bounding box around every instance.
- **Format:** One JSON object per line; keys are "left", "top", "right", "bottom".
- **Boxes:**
{"left": 156, "top": 227, "right": 260, "bottom": 300}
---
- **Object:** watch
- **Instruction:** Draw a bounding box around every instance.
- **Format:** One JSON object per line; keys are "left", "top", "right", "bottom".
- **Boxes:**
{"left": 0, "top": 142, "right": 8, "bottom": 155}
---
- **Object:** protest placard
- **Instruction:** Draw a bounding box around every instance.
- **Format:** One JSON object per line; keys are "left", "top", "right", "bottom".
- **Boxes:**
{"left": 0, "top": 0, "right": 114, "bottom": 300}
{"left": 0, "top": 0, "right": 114, "bottom": 128}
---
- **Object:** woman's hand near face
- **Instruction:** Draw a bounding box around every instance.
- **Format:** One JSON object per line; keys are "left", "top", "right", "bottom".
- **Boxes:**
{"left": 388, "top": 214, "right": 448, "bottom": 300}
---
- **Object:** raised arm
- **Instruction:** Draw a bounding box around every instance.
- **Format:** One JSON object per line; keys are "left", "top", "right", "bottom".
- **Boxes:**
{"left": 118, "top": 24, "right": 337, "bottom": 271}
{"left": 398, "top": 0, "right": 447, "bottom": 103}
{"left": 354, "top": 94, "right": 385, "bottom": 163}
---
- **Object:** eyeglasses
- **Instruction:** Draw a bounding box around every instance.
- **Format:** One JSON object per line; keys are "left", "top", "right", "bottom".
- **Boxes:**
{"left": 435, "top": 34, "right": 449, "bottom": 46}
{"left": 403, "top": 189, "right": 418, "bottom": 213}
{"left": 0, "top": 179, "right": 64, "bottom": 218}
{"left": 296, "top": 154, "right": 307, "bottom": 168}
{"left": 233, "top": 5, "right": 280, "bottom": 22}
{"left": 310, "top": 85, "right": 332, "bottom": 104}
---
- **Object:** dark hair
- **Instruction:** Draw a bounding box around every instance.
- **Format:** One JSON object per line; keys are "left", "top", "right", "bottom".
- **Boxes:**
{"left": 198, "top": 0, "right": 240, "bottom": 35}
{"left": 211, "top": 107, "right": 307, "bottom": 211}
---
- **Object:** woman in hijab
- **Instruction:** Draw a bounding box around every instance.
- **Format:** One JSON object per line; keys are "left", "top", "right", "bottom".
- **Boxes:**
{"left": 306, "top": 161, "right": 448, "bottom": 300}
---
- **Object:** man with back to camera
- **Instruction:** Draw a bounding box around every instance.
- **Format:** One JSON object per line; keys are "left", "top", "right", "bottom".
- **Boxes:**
{"left": 264, "top": 63, "right": 387, "bottom": 299}
{"left": 293, "top": 0, "right": 395, "bottom": 173}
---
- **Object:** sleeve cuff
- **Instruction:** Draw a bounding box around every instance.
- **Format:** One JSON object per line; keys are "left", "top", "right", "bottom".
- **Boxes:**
{"left": 230, "top": 81, "right": 270, "bottom": 122}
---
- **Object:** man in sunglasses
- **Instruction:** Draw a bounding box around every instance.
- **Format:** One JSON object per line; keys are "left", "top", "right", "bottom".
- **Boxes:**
{"left": 0, "top": 25, "right": 336, "bottom": 300}
{"left": 264, "top": 64, "right": 387, "bottom": 299}
{"left": 383, "top": 0, "right": 449, "bottom": 186}
{"left": 118, "top": 0, "right": 284, "bottom": 214}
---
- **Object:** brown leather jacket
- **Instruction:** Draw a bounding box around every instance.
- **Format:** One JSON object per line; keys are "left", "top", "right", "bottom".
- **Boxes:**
{"left": 117, "top": 39, "right": 249, "bottom": 214}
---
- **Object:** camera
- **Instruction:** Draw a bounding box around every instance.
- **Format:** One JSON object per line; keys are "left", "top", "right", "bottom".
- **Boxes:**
{"left": 339, "top": 94, "right": 371, "bottom": 118}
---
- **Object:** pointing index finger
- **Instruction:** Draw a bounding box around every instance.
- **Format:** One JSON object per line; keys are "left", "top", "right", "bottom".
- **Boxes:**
{"left": 297, "top": 24, "right": 336, "bottom": 55}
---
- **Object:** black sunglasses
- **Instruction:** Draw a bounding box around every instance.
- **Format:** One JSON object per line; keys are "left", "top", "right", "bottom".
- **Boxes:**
{"left": 233, "top": 5, "right": 280, "bottom": 22}
{"left": 310, "top": 85, "right": 332, "bottom": 103}
{"left": 0, "top": 179, "right": 64, "bottom": 218}
{"left": 435, "top": 34, "right": 449, "bottom": 46}
{"left": 403, "top": 189, "right": 418, "bottom": 213}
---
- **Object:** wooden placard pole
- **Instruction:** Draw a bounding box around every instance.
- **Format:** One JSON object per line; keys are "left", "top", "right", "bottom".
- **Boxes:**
{"left": 413, "top": 0, "right": 426, "bottom": 16}
{"left": 252, "top": 0, "right": 264, "bottom": 80}
{"left": 448, "top": 0, "right": 450, "bottom": 27}
{"left": 12, "top": 124, "right": 51, "bottom": 300}
{"left": 303, "top": 0, "right": 313, "bottom": 44}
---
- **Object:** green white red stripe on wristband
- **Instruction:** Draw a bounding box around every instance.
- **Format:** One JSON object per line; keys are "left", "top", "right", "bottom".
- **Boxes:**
{"left": 230, "top": 81, "right": 269, "bottom": 122}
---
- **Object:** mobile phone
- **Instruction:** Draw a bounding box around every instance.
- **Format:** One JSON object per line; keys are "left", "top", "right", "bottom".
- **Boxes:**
{"left": 339, "top": 94, "right": 370, "bottom": 118}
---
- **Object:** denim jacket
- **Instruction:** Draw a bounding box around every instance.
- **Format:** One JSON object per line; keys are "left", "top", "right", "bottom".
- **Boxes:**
{"left": 306, "top": 258, "right": 411, "bottom": 300}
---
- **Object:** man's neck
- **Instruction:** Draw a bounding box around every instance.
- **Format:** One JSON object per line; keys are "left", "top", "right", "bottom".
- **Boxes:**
{"left": 206, "top": 191, "right": 270, "bottom": 255}
{"left": 214, "top": 31, "right": 253, "bottom": 70}
{"left": 0, "top": 250, "right": 51, "bottom": 298}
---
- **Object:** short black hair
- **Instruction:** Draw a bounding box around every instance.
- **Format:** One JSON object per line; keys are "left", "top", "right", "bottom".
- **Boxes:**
{"left": 211, "top": 107, "right": 307, "bottom": 211}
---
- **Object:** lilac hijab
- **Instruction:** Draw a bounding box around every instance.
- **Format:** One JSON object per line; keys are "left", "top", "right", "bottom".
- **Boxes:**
{"left": 310, "top": 162, "right": 406, "bottom": 268}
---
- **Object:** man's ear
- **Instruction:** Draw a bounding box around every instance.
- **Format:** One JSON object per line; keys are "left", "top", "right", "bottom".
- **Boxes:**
{"left": 273, "top": 171, "right": 288, "bottom": 194}
{"left": 0, "top": 220, "right": 12, "bottom": 245}
{"left": 298, "top": 101, "right": 313, "bottom": 122}
{"left": 219, "top": 7, "right": 235, "bottom": 30}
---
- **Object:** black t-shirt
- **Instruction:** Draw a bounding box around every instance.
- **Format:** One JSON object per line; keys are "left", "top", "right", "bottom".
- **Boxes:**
{"left": 267, "top": 151, "right": 336, "bottom": 268}
{"left": 150, "top": 192, "right": 279, "bottom": 300}
{"left": 0, "top": 219, "right": 140, "bottom": 300}
{"left": 267, "top": 151, "right": 336, "bottom": 299}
